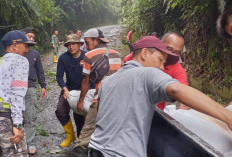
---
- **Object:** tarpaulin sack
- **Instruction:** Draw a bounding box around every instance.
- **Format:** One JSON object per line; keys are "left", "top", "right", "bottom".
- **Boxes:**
{"left": 67, "top": 89, "right": 96, "bottom": 116}
{"left": 90, "top": 48, "right": 109, "bottom": 83}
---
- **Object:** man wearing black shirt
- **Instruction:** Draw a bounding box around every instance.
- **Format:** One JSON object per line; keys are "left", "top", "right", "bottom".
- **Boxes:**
{"left": 22, "top": 27, "right": 46, "bottom": 155}
{"left": 56, "top": 34, "right": 88, "bottom": 147}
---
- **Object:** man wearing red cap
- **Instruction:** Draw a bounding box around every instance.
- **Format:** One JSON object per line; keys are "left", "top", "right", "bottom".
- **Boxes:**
{"left": 88, "top": 36, "right": 232, "bottom": 157}
{"left": 123, "top": 32, "right": 189, "bottom": 110}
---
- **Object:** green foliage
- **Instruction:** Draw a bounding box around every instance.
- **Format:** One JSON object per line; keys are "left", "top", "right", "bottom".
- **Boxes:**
{"left": 217, "top": 0, "right": 227, "bottom": 13}
{"left": 0, "top": 0, "right": 120, "bottom": 53}
{"left": 45, "top": 69, "right": 56, "bottom": 77}
{"left": 36, "top": 124, "right": 49, "bottom": 136}
{"left": 224, "top": 69, "right": 232, "bottom": 84}
{"left": 206, "top": 93, "right": 227, "bottom": 105}
{"left": 120, "top": 0, "right": 232, "bottom": 87}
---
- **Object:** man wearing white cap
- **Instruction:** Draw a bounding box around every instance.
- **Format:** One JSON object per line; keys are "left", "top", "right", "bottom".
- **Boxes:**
{"left": 74, "top": 28, "right": 122, "bottom": 155}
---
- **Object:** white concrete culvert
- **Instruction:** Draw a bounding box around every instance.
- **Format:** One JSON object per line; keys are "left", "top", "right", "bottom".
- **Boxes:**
{"left": 164, "top": 105, "right": 232, "bottom": 157}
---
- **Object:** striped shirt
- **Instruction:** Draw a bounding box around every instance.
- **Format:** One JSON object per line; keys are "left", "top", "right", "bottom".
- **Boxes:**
{"left": 83, "top": 46, "right": 122, "bottom": 102}
{"left": 0, "top": 53, "right": 29, "bottom": 125}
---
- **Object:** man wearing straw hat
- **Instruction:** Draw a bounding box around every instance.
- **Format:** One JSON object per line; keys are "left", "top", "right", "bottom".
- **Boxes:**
{"left": 56, "top": 34, "right": 88, "bottom": 147}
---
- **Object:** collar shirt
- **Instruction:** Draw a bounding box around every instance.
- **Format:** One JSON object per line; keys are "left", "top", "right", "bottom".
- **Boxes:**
{"left": 0, "top": 53, "right": 29, "bottom": 125}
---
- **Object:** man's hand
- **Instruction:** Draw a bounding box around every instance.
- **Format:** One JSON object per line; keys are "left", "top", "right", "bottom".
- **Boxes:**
{"left": 77, "top": 101, "right": 84, "bottom": 111}
{"left": 63, "top": 87, "right": 69, "bottom": 99}
{"left": 10, "top": 127, "right": 24, "bottom": 144}
{"left": 76, "top": 76, "right": 90, "bottom": 111}
{"left": 41, "top": 88, "right": 46, "bottom": 99}
{"left": 177, "top": 103, "right": 190, "bottom": 110}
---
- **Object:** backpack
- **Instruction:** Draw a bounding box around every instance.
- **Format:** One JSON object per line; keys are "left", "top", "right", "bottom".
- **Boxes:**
{"left": 89, "top": 48, "right": 110, "bottom": 83}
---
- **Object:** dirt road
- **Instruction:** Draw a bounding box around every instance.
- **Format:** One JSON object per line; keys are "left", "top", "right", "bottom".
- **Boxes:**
{"left": 32, "top": 25, "right": 127, "bottom": 157}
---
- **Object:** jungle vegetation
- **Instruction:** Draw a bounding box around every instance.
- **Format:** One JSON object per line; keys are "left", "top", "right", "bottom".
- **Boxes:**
{"left": 1, "top": 0, "right": 232, "bottom": 87}
{"left": 120, "top": 0, "right": 232, "bottom": 87}
{"left": 0, "top": 0, "right": 119, "bottom": 52}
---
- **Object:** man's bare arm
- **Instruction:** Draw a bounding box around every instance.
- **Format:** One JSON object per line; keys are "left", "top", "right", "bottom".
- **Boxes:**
{"left": 77, "top": 75, "right": 90, "bottom": 111}
{"left": 166, "top": 83, "right": 232, "bottom": 130}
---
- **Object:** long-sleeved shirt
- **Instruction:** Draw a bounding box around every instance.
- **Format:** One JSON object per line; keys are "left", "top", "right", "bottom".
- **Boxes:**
{"left": 0, "top": 53, "right": 29, "bottom": 125}
{"left": 25, "top": 48, "right": 46, "bottom": 89}
{"left": 56, "top": 51, "right": 86, "bottom": 91}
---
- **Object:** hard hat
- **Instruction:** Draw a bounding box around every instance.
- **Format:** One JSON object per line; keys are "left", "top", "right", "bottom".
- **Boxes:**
{"left": 67, "top": 89, "right": 95, "bottom": 116}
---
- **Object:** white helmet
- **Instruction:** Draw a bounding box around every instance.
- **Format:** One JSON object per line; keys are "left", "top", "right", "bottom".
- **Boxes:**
{"left": 67, "top": 89, "right": 95, "bottom": 116}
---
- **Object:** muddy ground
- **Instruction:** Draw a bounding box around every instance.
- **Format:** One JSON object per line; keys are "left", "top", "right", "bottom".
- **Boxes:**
{"left": 32, "top": 25, "right": 128, "bottom": 157}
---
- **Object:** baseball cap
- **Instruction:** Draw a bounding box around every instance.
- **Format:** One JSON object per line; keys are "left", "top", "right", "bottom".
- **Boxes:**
{"left": 84, "top": 28, "right": 109, "bottom": 43}
{"left": 133, "top": 36, "right": 179, "bottom": 65}
{"left": 22, "top": 27, "right": 35, "bottom": 34}
{"left": 1, "top": 30, "right": 36, "bottom": 47}
{"left": 64, "top": 34, "right": 84, "bottom": 47}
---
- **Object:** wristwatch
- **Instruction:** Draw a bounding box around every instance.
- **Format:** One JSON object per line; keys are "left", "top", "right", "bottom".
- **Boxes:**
{"left": 13, "top": 124, "right": 23, "bottom": 130}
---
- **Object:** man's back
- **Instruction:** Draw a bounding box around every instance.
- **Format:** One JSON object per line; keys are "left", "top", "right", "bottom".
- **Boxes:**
{"left": 89, "top": 60, "right": 177, "bottom": 157}
{"left": 83, "top": 47, "right": 121, "bottom": 86}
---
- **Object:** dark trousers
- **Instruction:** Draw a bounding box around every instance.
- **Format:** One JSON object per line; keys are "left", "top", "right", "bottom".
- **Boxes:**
{"left": 74, "top": 112, "right": 85, "bottom": 137}
{"left": 89, "top": 149, "right": 104, "bottom": 157}
{"left": 55, "top": 91, "right": 85, "bottom": 137}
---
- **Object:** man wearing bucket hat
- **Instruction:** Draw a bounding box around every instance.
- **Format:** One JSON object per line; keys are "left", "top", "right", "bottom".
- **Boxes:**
{"left": 74, "top": 28, "right": 122, "bottom": 155}
{"left": 0, "top": 30, "right": 36, "bottom": 157}
{"left": 55, "top": 34, "right": 88, "bottom": 147}
{"left": 88, "top": 36, "right": 232, "bottom": 157}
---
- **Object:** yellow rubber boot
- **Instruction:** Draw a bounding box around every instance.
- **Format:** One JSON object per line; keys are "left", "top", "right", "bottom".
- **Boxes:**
{"left": 53, "top": 55, "right": 58, "bottom": 63}
{"left": 59, "top": 119, "right": 76, "bottom": 147}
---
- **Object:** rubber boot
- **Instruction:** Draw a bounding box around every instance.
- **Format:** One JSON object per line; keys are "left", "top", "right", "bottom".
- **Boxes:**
{"left": 53, "top": 55, "right": 58, "bottom": 63}
{"left": 59, "top": 119, "right": 76, "bottom": 147}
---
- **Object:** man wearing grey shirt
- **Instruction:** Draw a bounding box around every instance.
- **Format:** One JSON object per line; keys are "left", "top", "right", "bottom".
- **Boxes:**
{"left": 89, "top": 36, "right": 232, "bottom": 157}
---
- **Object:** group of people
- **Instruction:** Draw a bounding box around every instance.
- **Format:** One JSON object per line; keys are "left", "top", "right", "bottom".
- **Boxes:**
{"left": 0, "top": 8, "right": 232, "bottom": 157}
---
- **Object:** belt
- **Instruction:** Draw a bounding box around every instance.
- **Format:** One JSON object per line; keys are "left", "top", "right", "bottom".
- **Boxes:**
{"left": 0, "top": 97, "right": 10, "bottom": 112}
